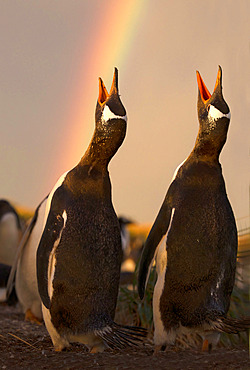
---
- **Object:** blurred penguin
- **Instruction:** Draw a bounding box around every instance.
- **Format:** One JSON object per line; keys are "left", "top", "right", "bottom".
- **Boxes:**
{"left": 119, "top": 216, "right": 133, "bottom": 258}
{"left": 0, "top": 263, "right": 18, "bottom": 304}
{"left": 0, "top": 200, "right": 22, "bottom": 266}
{"left": 7, "top": 196, "right": 48, "bottom": 323}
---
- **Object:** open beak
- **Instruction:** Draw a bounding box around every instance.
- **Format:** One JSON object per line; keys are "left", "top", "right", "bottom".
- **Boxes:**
{"left": 196, "top": 66, "right": 222, "bottom": 103}
{"left": 98, "top": 68, "right": 118, "bottom": 105}
{"left": 98, "top": 78, "right": 109, "bottom": 105}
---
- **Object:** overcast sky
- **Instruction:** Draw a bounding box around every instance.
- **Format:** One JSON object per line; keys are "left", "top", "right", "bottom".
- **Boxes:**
{"left": 0, "top": 0, "right": 249, "bottom": 227}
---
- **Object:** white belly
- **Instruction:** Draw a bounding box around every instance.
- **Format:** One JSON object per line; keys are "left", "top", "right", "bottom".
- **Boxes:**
{"left": 153, "top": 236, "right": 169, "bottom": 345}
{"left": 15, "top": 201, "right": 46, "bottom": 319}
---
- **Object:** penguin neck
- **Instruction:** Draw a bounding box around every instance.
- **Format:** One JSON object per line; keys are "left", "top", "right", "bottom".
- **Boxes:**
{"left": 66, "top": 148, "right": 112, "bottom": 200}
{"left": 79, "top": 131, "right": 115, "bottom": 169}
{"left": 191, "top": 128, "right": 226, "bottom": 162}
{"left": 79, "top": 144, "right": 109, "bottom": 169}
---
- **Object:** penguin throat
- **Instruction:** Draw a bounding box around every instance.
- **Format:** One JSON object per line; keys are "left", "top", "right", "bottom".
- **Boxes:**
{"left": 99, "top": 90, "right": 108, "bottom": 105}
{"left": 199, "top": 84, "right": 211, "bottom": 103}
{"left": 80, "top": 136, "right": 120, "bottom": 168}
{"left": 102, "top": 105, "right": 127, "bottom": 124}
{"left": 193, "top": 131, "right": 226, "bottom": 160}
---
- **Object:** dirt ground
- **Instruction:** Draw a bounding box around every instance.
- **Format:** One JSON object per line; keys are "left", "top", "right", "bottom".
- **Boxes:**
{"left": 0, "top": 303, "right": 249, "bottom": 370}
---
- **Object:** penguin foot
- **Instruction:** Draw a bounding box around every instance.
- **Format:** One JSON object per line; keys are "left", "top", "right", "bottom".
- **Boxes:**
{"left": 53, "top": 339, "right": 71, "bottom": 352}
{"left": 25, "top": 309, "right": 43, "bottom": 325}
{"left": 54, "top": 345, "right": 70, "bottom": 352}
{"left": 89, "top": 343, "right": 106, "bottom": 353}
{"left": 54, "top": 346, "right": 69, "bottom": 352}
{"left": 153, "top": 345, "right": 165, "bottom": 355}
{"left": 154, "top": 344, "right": 179, "bottom": 354}
{"left": 202, "top": 339, "right": 212, "bottom": 353}
{"left": 202, "top": 339, "right": 208, "bottom": 351}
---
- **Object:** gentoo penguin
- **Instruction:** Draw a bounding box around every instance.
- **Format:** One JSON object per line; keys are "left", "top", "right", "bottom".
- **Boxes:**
{"left": 138, "top": 66, "right": 249, "bottom": 352}
{"left": 0, "top": 263, "right": 18, "bottom": 304}
{"left": 119, "top": 216, "right": 142, "bottom": 286}
{"left": 0, "top": 200, "right": 22, "bottom": 266}
{"left": 36, "top": 68, "right": 146, "bottom": 352}
{"left": 0, "top": 200, "right": 21, "bottom": 304}
{"left": 119, "top": 216, "right": 134, "bottom": 285}
{"left": 6, "top": 196, "right": 48, "bottom": 323}
{"left": 0, "top": 263, "right": 11, "bottom": 301}
{"left": 119, "top": 216, "right": 133, "bottom": 257}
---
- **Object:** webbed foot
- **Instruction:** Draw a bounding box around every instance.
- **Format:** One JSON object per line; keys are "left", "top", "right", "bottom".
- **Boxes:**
{"left": 25, "top": 309, "right": 43, "bottom": 325}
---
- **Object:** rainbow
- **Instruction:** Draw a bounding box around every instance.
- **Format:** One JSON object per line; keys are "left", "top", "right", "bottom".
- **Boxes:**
{"left": 59, "top": 0, "right": 147, "bottom": 176}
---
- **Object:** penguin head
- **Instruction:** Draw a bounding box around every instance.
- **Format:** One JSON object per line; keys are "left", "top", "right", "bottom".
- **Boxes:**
{"left": 93, "top": 68, "right": 127, "bottom": 161}
{"left": 196, "top": 66, "right": 231, "bottom": 155}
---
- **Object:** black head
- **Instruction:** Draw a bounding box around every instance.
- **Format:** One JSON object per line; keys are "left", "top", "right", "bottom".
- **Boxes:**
{"left": 91, "top": 68, "right": 127, "bottom": 163}
{"left": 195, "top": 66, "right": 231, "bottom": 158}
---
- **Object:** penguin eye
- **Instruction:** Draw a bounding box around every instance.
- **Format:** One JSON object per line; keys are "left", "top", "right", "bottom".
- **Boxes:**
{"left": 206, "top": 104, "right": 211, "bottom": 112}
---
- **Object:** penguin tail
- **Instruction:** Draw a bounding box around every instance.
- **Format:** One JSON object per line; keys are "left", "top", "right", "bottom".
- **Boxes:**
{"left": 94, "top": 322, "right": 147, "bottom": 349}
{"left": 209, "top": 315, "right": 250, "bottom": 334}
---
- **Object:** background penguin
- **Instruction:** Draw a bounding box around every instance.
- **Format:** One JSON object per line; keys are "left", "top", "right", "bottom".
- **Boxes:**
{"left": 138, "top": 66, "right": 249, "bottom": 352}
{"left": 0, "top": 263, "right": 18, "bottom": 304}
{"left": 119, "top": 216, "right": 133, "bottom": 257}
{"left": 118, "top": 216, "right": 142, "bottom": 286}
{"left": 6, "top": 202, "right": 135, "bottom": 321}
{"left": 0, "top": 200, "right": 22, "bottom": 266}
{"left": 0, "top": 200, "right": 21, "bottom": 304}
{"left": 36, "top": 68, "right": 146, "bottom": 352}
{"left": 6, "top": 196, "right": 48, "bottom": 323}
{"left": 0, "top": 263, "right": 11, "bottom": 301}
{"left": 119, "top": 216, "right": 135, "bottom": 286}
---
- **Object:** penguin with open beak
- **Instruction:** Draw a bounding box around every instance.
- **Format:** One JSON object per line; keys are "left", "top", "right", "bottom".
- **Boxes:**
{"left": 138, "top": 66, "right": 249, "bottom": 352}
{"left": 36, "top": 68, "right": 146, "bottom": 352}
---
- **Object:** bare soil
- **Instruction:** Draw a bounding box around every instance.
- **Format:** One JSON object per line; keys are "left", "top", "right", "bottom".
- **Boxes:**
{"left": 0, "top": 303, "right": 249, "bottom": 370}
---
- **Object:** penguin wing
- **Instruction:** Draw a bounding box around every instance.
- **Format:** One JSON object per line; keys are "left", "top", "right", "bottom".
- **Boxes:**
{"left": 138, "top": 188, "right": 174, "bottom": 300}
{"left": 36, "top": 208, "right": 65, "bottom": 309}
{"left": 6, "top": 196, "right": 48, "bottom": 299}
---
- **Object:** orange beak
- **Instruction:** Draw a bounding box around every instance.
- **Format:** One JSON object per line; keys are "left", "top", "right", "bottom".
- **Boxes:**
{"left": 98, "top": 68, "right": 118, "bottom": 105}
{"left": 98, "top": 78, "right": 109, "bottom": 105}
{"left": 196, "top": 66, "right": 222, "bottom": 103}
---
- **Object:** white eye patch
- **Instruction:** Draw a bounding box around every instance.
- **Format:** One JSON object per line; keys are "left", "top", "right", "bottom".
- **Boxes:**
{"left": 102, "top": 105, "right": 127, "bottom": 123}
{"left": 208, "top": 105, "right": 231, "bottom": 122}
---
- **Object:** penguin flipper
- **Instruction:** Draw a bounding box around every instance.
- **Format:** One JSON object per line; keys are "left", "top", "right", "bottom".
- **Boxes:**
{"left": 6, "top": 196, "right": 48, "bottom": 299}
{"left": 138, "top": 195, "right": 173, "bottom": 300}
{"left": 36, "top": 209, "right": 65, "bottom": 309}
